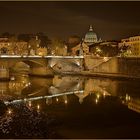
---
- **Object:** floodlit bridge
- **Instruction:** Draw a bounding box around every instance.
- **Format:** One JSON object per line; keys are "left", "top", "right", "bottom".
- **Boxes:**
{"left": 0, "top": 55, "right": 84, "bottom": 79}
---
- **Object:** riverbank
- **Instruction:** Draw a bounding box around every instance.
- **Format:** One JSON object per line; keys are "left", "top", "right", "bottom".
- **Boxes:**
{"left": 0, "top": 103, "right": 57, "bottom": 138}
{"left": 82, "top": 71, "right": 140, "bottom": 80}
{"left": 58, "top": 71, "right": 140, "bottom": 80}
{"left": 1, "top": 70, "right": 140, "bottom": 81}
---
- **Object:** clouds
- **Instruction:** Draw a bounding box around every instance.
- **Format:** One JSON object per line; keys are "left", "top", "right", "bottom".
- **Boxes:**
{"left": 0, "top": 1, "right": 140, "bottom": 40}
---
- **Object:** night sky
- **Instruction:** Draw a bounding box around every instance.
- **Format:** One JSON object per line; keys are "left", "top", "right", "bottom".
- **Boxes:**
{"left": 0, "top": 1, "right": 140, "bottom": 40}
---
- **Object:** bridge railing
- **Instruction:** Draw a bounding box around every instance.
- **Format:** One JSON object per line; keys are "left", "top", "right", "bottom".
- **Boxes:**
{"left": 0, "top": 55, "right": 84, "bottom": 59}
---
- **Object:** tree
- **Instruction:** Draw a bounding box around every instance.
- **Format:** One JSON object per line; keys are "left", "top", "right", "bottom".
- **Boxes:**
{"left": 18, "top": 34, "right": 30, "bottom": 42}
{"left": 67, "top": 35, "right": 81, "bottom": 53}
{"left": 36, "top": 32, "right": 50, "bottom": 47}
{"left": 50, "top": 38, "right": 66, "bottom": 55}
{"left": 1, "top": 32, "right": 14, "bottom": 38}
{"left": 28, "top": 38, "right": 41, "bottom": 50}
{"left": 119, "top": 44, "right": 131, "bottom": 56}
{"left": 7, "top": 36, "right": 18, "bottom": 55}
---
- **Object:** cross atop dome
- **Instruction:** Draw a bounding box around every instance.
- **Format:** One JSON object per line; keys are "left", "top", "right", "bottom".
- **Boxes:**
{"left": 89, "top": 25, "right": 93, "bottom": 31}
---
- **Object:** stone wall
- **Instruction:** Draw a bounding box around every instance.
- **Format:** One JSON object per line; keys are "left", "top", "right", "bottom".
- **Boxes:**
{"left": 0, "top": 68, "right": 9, "bottom": 79}
{"left": 84, "top": 55, "right": 106, "bottom": 70}
{"left": 117, "top": 57, "right": 140, "bottom": 76}
{"left": 85, "top": 56, "right": 140, "bottom": 77}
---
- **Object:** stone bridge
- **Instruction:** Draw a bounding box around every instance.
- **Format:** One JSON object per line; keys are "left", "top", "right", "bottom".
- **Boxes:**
{"left": 0, "top": 55, "right": 84, "bottom": 78}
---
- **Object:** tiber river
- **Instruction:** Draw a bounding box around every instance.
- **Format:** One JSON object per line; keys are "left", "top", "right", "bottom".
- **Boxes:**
{"left": 0, "top": 74, "right": 140, "bottom": 138}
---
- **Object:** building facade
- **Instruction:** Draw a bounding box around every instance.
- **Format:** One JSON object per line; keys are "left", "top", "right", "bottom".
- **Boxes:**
{"left": 36, "top": 47, "right": 47, "bottom": 56}
{"left": 119, "top": 36, "right": 140, "bottom": 56}
{"left": 0, "top": 37, "right": 28, "bottom": 55}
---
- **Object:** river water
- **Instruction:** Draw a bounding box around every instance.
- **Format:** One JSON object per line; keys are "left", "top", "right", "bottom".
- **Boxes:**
{"left": 0, "top": 74, "right": 140, "bottom": 138}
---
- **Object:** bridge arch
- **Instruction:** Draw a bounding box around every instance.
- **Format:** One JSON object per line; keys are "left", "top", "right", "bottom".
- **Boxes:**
{"left": 12, "top": 59, "right": 46, "bottom": 69}
{"left": 11, "top": 61, "right": 30, "bottom": 74}
{"left": 10, "top": 60, "right": 47, "bottom": 75}
{"left": 22, "top": 60, "right": 45, "bottom": 67}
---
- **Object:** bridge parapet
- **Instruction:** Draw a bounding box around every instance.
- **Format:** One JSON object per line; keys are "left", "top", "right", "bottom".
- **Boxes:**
{"left": 0, "top": 55, "right": 84, "bottom": 77}
{"left": 0, "top": 55, "right": 84, "bottom": 59}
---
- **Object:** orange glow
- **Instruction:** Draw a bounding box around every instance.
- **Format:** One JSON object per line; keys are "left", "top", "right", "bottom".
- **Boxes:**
{"left": 65, "top": 100, "right": 68, "bottom": 104}
{"left": 29, "top": 101, "right": 32, "bottom": 107}
{"left": 97, "top": 94, "right": 100, "bottom": 99}
{"left": 7, "top": 109, "right": 12, "bottom": 115}
{"left": 95, "top": 99, "right": 98, "bottom": 104}
{"left": 37, "top": 104, "right": 40, "bottom": 110}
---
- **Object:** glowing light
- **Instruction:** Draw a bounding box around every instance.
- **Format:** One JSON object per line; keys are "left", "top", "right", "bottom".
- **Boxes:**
{"left": 37, "top": 104, "right": 40, "bottom": 110}
{"left": 128, "top": 96, "right": 131, "bottom": 101}
{"left": 76, "top": 61, "right": 80, "bottom": 66}
{"left": 7, "top": 109, "right": 12, "bottom": 115}
{"left": 97, "top": 94, "right": 100, "bottom": 99}
{"left": 0, "top": 55, "right": 84, "bottom": 59}
{"left": 103, "top": 92, "right": 106, "bottom": 97}
{"left": 25, "top": 83, "right": 29, "bottom": 87}
{"left": 10, "top": 76, "right": 15, "bottom": 81}
{"left": 96, "top": 47, "right": 102, "bottom": 53}
{"left": 103, "top": 57, "right": 108, "bottom": 62}
{"left": 38, "top": 52, "right": 43, "bottom": 56}
{"left": 126, "top": 94, "right": 129, "bottom": 101}
{"left": 28, "top": 101, "right": 32, "bottom": 107}
{"left": 0, "top": 55, "right": 21, "bottom": 58}
{"left": 65, "top": 100, "right": 68, "bottom": 104}
{"left": 56, "top": 98, "right": 59, "bottom": 102}
{"left": 95, "top": 99, "right": 98, "bottom": 104}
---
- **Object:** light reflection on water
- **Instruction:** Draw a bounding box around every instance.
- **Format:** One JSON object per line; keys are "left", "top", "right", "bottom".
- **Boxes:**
{"left": 0, "top": 74, "right": 140, "bottom": 114}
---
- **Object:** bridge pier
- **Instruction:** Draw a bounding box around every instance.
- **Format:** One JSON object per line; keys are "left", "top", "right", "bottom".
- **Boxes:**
{"left": 30, "top": 66, "right": 54, "bottom": 77}
{"left": 48, "top": 58, "right": 84, "bottom": 73}
{"left": 0, "top": 67, "right": 9, "bottom": 80}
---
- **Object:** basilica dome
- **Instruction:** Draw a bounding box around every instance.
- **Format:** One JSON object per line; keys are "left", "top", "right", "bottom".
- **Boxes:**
{"left": 84, "top": 25, "right": 98, "bottom": 45}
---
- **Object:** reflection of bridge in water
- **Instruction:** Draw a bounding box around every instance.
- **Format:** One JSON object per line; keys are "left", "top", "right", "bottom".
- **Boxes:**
{"left": 4, "top": 90, "right": 84, "bottom": 105}
{"left": 1, "top": 74, "right": 140, "bottom": 114}
{"left": 4, "top": 89, "right": 140, "bottom": 114}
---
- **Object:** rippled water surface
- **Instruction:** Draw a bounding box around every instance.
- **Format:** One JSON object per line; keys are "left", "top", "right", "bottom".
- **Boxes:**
{"left": 0, "top": 74, "right": 140, "bottom": 138}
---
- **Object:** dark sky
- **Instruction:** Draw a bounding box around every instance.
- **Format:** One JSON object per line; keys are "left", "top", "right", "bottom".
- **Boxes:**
{"left": 0, "top": 1, "right": 140, "bottom": 40}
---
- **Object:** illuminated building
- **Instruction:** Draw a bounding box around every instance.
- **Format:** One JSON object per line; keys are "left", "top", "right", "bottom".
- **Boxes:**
{"left": 127, "top": 98, "right": 140, "bottom": 113}
{"left": 36, "top": 47, "right": 47, "bottom": 56}
{"left": 118, "top": 36, "right": 140, "bottom": 56}
{"left": 0, "top": 37, "right": 28, "bottom": 55}
{"left": 56, "top": 45, "right": 67, "bottom": 56}
{"left": 71, "top": 42, "right": 89, "bottom": 55}
{"left": 71, "top": 25, "right": 102, "bottom": 55}
{"left": 0, "top": 38, "right": 12, "bottom": 54}
{"left": 84, "top": 25, "right": 98, "bottom": 45}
